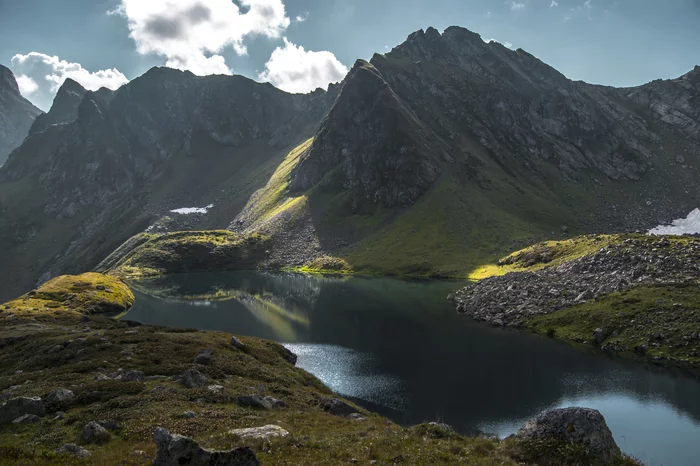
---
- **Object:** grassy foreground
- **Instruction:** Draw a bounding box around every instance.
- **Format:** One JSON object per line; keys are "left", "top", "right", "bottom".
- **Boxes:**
{"left": 0, "top": 273, "right": 529, "bottom": 465}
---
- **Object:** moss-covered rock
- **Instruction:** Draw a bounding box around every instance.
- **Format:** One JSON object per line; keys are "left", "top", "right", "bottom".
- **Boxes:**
{"left": 103, "top": 231, "right": 271, "bottom": 279}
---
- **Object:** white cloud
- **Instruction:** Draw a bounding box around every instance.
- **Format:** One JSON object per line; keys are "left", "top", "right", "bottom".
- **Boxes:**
{"left": 551, "top": 0, "right": 559, "bottom": 7}
{"left": 259, "top": 38, "right": 348, "bottom": 93}
{"left": 485, "top": 38, "right": 514, "bottom": 49}
{"left": 10, "top": 52, "right": 129, "bottom": 110}
{"left": 293, "top": 13, "right": 308, "bottom": 23}
{"left": 509, "top": 1, "right": 526, "bottom": 10}
{"left": 15, "top": 75, "right": 38, "bottom": 96}
{"left": 111, "top": 0, "right": 291, "bottom": 76}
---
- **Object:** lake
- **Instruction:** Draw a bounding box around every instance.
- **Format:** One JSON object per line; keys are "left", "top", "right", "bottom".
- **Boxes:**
{"left": 122, "top": 271, "right": 700, "bottom": 465}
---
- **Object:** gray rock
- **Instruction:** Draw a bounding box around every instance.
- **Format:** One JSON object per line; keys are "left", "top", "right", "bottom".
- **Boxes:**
{"left": 94, "top": 373, "right": 111, "bottom": 381}
{"left": 230, "top": 336, "right": 246, "bottom": 350}
{"left": 263, "top": 396, "right": 288, "bottom": 408}
{"left": 54, "top": 411, "right": 67, "bottom": 420}
{"left": 179, "top": 369, "right": 208, "bottom": 388}
{"left": 181, "top": 411, "right": 197, "bottom": 419}
{"left": 153, "top": 427, "right": 260, "bottom": 466}
{"left": 593, "top": 328, "right": 606, "bottom": 345}
{"left": 119, "top": 370, "right": 145, "bottom": 382}
{"left": 46, "top": 388, "right": 75, "bottom": 403}
{"left": 236, "top": 395, "right": 272, "bottom": 410}
{"left": 281, "top": 346, "right": 298, "bottom": 365}
{"left": 0, "top": 397, "right": 45, "bottom": 425}
{"left": 56, "top": 443, "right": 92, "bottom": 458}
{"left": 81, "top": 421, "right": 112, "bottom": 444}
{"left": 319, "top": 398, "right": 360, "bottom": 416}
{"left": 98, "top": 420, "right": 120, "bottom": 431}
{"left": 13, "top": 414, "right": 41, "bottom": 424}
{"left": 228, "top": 425, "right": 290, "bottom": 441}
{"left": 194, "top": 349, "right": 213, "bottom": 365}
{"left": 510, "top": 407, "right": 621, "bottom": 464}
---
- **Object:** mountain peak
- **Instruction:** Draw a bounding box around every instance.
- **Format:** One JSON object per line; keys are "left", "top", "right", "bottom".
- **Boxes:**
{"left": 0, "top": 65, "right": 20, "bottom": 96}
{"left": 58, "top": 78, "right": 87, "bottom": 95}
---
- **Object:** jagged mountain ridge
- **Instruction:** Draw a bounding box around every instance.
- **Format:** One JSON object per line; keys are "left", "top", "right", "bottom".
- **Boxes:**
{"left": 235, "top": 26, "right": 700, "bottom": 276}
{"left": 1, "top": 25, "right": 699, "bottom": 299}
{"left": 0, "top": 67, "right": 338, "bottom": 301}
{"left": 28, "top": 78, "right": 89, "bottom": 135}
{"left": 0, "top": 65, "right": 43, "bottom": 165}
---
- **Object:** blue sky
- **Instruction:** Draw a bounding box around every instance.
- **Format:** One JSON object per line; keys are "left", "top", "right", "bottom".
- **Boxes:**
{"left": 1, "top": 0, "right": 698, "bottom": 111}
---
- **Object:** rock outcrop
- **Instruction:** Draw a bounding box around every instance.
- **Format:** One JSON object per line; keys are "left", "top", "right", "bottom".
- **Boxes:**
{"left": 28, "top": 78, "right": 88, "bottom": 135}
{"left": 0, "top": 397, "right": 45, "bottom": 425}
{"left": 153, "top": 427, "right": 260, "bottom": 466}
{"left": 0, "top": 65, "right": 42, "bottom": 165}
{"left": 507, "top": 407, "right": 622, "bottom": 465}
{"left": 453, "top": 235, "right": 700, "bottom": 327}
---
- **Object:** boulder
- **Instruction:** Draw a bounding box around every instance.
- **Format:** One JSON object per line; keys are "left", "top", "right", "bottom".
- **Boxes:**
{"left": 194, "top": 349, "right": 213, "bottom": 365}
{"left": 179, "top": 369, "right": 208, "bottom": 388}
{"left": 263, "top": 396, "right": 288, "bottom": 408}
{"left": 281, "top": 346, "right": 297, "bottom": 365}
{"left": 13, "top": 414, "right": 41, "bottom": 424}
{"left": 56, "top": 444, "right": 91, "bottom": 458}
{"left": 98, "top": 420, "right": 120, "bottom": 431}
{"left": 236, "top": 395, "right": 272, "bottom": 410}
{"left": 229, "top": 425, "right": 290, "bottom": 441}
{"left": 153, "top": 427, "right": 260, "bottom": 466}
{"left": 81, "top": 421, "right": 112, "bottom": 444}
{"left": 593, "top": 328, "right": 606, "bottom": 345}
{"left": 230, "top": 336, "right": 246, "bottom": 350}
{"left": 508, "top": 407, "right": 621, "bottom": 465}
{"left": 0, "top": 397, "right": 45, "bottom": 425}
{"left": 119, "top": 370, "right": 145, "bottom": 382}
{"left": 319, "top": 398, "right": 360, "bottom": 416}
{"left": 46, "top": 388, "right": 75, "bottom": 403}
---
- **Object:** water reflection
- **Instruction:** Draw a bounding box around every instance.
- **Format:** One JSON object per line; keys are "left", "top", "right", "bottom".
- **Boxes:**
{"left": 124, "top": 271, "right": 700, "bottom": 465}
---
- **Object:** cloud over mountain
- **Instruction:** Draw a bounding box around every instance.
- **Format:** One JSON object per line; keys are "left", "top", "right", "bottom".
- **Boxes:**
{"left": 259, "top": 38, "right": 348, "bottom": 93}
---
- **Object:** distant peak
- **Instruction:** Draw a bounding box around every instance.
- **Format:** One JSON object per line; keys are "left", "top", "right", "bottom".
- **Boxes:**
{"left": 58, "top": 78, "right": 86, "bottom": 94}
{"left": 0, "top": 64, "right": 20, "bottom": 95}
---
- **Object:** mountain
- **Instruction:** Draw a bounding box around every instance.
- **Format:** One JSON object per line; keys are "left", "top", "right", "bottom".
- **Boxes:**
{"left": 1, "top": 26, "right": 699, "bottom": 300}
{"left": 28, "top": 78, "right": 88, "bottom": 135}
{"left": 0, "top": 67, "right": 338, "bottom": 301}
{"left": 0, "top": 65, "right": 43, "bottom": 165}
{"left": 233, "top": 27, "right": 700, "bottom": 276}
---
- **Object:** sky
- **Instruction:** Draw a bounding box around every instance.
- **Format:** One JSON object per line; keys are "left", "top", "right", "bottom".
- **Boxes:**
{"left": 0, "top": 0, "right": 699, "bottom": 111}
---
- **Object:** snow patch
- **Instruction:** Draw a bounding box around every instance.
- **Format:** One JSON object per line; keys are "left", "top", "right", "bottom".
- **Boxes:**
{"left": 649, "top": 208, "right": 700, "bottom": 235}
{"left": 170, "top": 204, "right": 214, "bottom": 215}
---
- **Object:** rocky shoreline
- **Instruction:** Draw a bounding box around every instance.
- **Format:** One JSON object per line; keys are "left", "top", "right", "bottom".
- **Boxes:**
{"left": 452, "top": 235, "right": 700, "bottom": 369}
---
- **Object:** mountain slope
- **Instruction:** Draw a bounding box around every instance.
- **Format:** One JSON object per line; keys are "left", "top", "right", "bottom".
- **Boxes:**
{"left": 0, "top": 65, "right": 42, "bottom": 165}
{"left": 0, "top": 67, "right": 337, "bottom": 301}
{"left": 233, "top": 26, "right": 700, "bottom": 277}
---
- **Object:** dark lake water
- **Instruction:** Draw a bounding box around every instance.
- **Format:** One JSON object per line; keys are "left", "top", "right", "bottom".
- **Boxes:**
{"left": 123, "top": 271, "right": 700, "bottom": 465}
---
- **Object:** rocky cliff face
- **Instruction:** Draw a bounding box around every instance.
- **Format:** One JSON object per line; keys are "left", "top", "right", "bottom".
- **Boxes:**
{"left": 0, "top": 65, "right": 43, "bottom": 165}
{"left": 1, "top": 26, "right": 699, "bottom": 297}
{"left": 28, "top": 78, "right": 88, "bottom": 136}
{"left": 236, "top": 26, "right": 700, "bottom": 277}
{"left": 292, "top": 27, "right": 699, "bottom": 203}
{"left": 0, "top": 67, "right": 337, "bottom": 301}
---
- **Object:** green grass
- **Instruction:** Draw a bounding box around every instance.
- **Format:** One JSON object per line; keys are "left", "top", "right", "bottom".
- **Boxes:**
{"left": 525, "top": 283, "right": 700, "bottom": 369}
